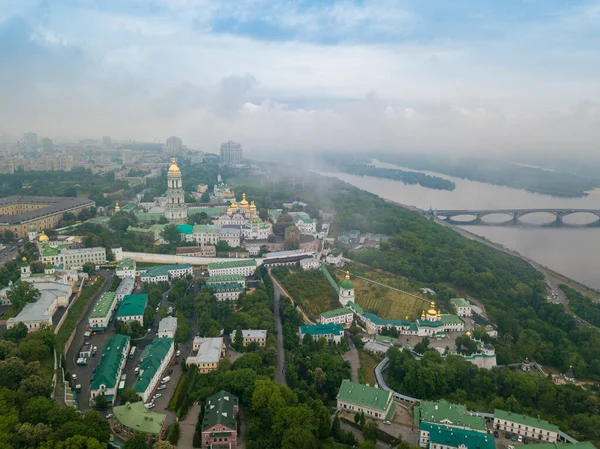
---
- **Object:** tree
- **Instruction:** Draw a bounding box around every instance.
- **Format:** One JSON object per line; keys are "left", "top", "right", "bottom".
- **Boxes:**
{"left": 284, "top": 237, "right": 299, "bottom": 250}
{"left": 200, "top": 191, "right": 211, "bottom": 203}
{"left": 158, "top": 216, "right": 169, "bottom": 224}
{"left": 455, "top": 335, "right": 478, "bottom": 356}
{"left": 3, "top": 323, "right": 28, "bottom": 343}
{"left": 166, "top": 421, "right": 180, "bottom": 445}
{"left": 362, "top": 419, "right": 379, "bottom": 442}
{"left": 161, "top": 225, "right": 181, "bottom": 244}
{"left": 7, "top": 281, "right": 40, "bottom": 311}
{"left": 233, "top": 328, "right": 244, "bottom": 352}
{"left": 20, "top": 374, "right": 52, "bottom": 397}
{"left": 94, "top": 393, "right": 109, "bottom": 410}
{"left": 0, "top": 340, "right": 19, "bottom": 360}
{"left": 119, "top": 388, "right": 141, "bottom": 404}
{"left": 358, "top": 442, "right": 377, "bottom": 449}
{"left": 153, "top": 442, "right": 176, "bottom": 449}
{"left": 216, "top": 240, "right": 230, "bottom": 253}
{"left": 2, "top": 230, "right": 14, "bottom": 241}
{"left": 124, "top": 434, "right": 151, "bottom": 449}
{"left": 82, "top": 262, "right": 96, "bottom": 274}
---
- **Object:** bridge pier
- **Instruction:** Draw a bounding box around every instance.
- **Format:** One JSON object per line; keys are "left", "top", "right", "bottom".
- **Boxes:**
{"left": 512, "top": 213, "right": 519, "bottom": 225}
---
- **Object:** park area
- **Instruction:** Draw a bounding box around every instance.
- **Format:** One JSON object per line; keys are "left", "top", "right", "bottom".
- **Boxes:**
{"left": 272, "top": 266, "right": 340, "bottom": 317}
{"left": 332, "top": 264, "right": 429, "bottom": 320}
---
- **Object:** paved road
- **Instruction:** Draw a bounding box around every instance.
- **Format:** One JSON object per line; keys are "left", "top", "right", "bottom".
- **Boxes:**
{"left": 343, "top": 337, "right": 360, "bottom": 383}
{"left": 271, "top": 273, "right": 287, "bottom": 386}
{"left": 178, "top": 403, "right": 201, "bottom": 449}
{"left": 339, "top": 421, "right": 391, "bottom": 449}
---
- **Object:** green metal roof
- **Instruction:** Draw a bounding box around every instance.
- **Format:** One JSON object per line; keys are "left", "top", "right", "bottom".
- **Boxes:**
{"left": 299, "top": 323, "right": 344, "bottom": 337}
{"left": 532, "top": 444, "right": 595, "bottom": 449}
{"left": 177, "top": 224, "right": 193, "bottom": 234}
{"left": 116, "top": 294, "right": 148, "bottom": 318}
{"left": 140, "top": 264, "right": 192, "bottom": 278}
{"left": 493, "top": 409, "right": 559, "bottom": 433}
{"left": 208, "top": 259, "right": 257, "bottom": 269}
{"left": 134, "top": 212, "right": 166, "bottom": 224}
{"left": 202, "top": 390, "right": 239, "bottom": 432}
{"left": 416, "top": 319, "right": 444, "bottom": 328}
{"left": 336, "top": 380, "right": 392, "bottom": 413}
{"left": 40, "top": 243, "right": 62, "bottom": 257}
{"left": 321, "top": 307, "right": 352, "bottom": 319}
{"left": 193, "top": 224, "right": 219, "bottom": 233}
{"left": 419, "top": 400, "right": 487, "bottom": 431}
{"left": 134, "top": 338, "right": 174, "bottom": 395}
{"left": 363, "top": 312, "right": 416, "bottom": 329}
{"left": 202, "top": 282, "right": 244, "bottom": 293}
{"left": 89, "top": 292, "right": 117, "bottom": 319}
{"left": 206, "top": 274, "right": 246, "bottom": 284}
{"left": 127, "top": 226, "right": 153, "bottom": 234}
{"left": 450, "top": 297, "right": 471, "bottom": 308}
{"left": 340, "top": 280, "right": 354, "bottom": 289}
{"left": 116, "top": 258, "right": 136, "bottom": 271}
{"left": 90, "top": 334, "right": 130, "bottom": 391}
{"left": 421, "top": 423, "right": 495, "bottom": 449}
{"left": 113, "top": 401, "right": 166, "bottom": 436}
{"left": 440, "top": 314, "right": 464, "bottom": 325}
{"left": 347, "top": 301, "right": 363, "bottom": 315}
{"left": 193, "top": 206, "right": 228, "bottom": 217}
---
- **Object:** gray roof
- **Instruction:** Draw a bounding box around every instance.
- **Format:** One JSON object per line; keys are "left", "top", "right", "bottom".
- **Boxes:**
{"left": 187, "top": 337, "right": 223, "bottom": 364}
{"left": 60, "top": 246, "right": 106, "bottom": 255}
{"left": 158, "top": 316, "right": 178, "bottom": 333}
{"left": 7, "top": 282, "right": 72, "bottom": 324}
{"left": 116, "top": 277, "right": 135, "bottom": 295}
{"left": 0, "top": 196, "right": 95, "bottom": 225}
{"left": 242, "top": 329, "right": 267, "bottom": 339}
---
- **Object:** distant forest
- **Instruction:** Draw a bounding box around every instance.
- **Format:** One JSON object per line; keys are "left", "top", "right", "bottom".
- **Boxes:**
{"left": 375, "top": 153, "right": 600, "bottom": 197}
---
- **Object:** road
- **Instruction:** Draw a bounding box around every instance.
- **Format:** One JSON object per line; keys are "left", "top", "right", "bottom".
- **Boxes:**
{"left": 178, "top": 403, "right": 201, "bottom": 449}
{"left": 271, "top": 273, "right": 287, "bottom": 386}
{"left": 64, "top": 271, "right": 114, "bottom": 410}
{"left": 343, "top": 336, "right": 359, "bottom": 383}
{"left": 339, "top": 421, "right": 391, "bottom": 449}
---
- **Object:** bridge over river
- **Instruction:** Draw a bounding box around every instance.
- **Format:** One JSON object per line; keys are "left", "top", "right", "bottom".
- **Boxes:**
{"left": 424, "top": 208, "right": 600, "bottom": 227}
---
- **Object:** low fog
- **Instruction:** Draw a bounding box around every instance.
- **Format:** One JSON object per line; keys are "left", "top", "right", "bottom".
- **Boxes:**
{"left": 1, "top": 1, "right": 599, "bottom": 157}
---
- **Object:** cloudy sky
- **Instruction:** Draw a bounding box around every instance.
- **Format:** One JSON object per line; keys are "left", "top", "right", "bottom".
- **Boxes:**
{"left": 1, "top": 0, "right": 599, "bottom": 156}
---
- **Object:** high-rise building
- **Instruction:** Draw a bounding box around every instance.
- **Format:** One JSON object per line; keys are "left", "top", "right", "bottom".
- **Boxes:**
{"left": 42, "top": 138, "right": 54, "bottom": 154}
{"left": 220, "top": 141, "right": 243, "bottom": 165}
{"left": 23, "top": 132, "right": 38, "bottom": 150}
{"left": 166, "top": 136, "right": 184, "bottom": 155}
{"left": 102, "top": 136, "right": 112, "bottom": 149}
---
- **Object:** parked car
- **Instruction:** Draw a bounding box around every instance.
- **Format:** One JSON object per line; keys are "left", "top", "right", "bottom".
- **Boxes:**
{"left": 167, "top": 369, "right": 173, "bottom": 375}
{"left": 493, "top": 430, "right": 499, "bottom": 438}
{"left": 153, "top": 393, "right": 162, "bottom": 399}
{"left": 175, "top": 350, "right": 181, "bottom": 357}
{"left": 382, "top": 420, "right": 391, "bottom": 425}
{"left": 71, "top": 374, "right": 77, "bottom": 381}
{"left": 134, "top": 367, "right": 139, "bottom": 375}
{"left": 517, "top": 436, "right": 523, "bottom": 443}
{"left": 144, "top": 403, "right": 155, "bottom": 409}
{"left": 161, "top": 376, "right": 170, "bottom": 384}
{"left": 105, "top": 413, "right": 113, "bottom": 419}
{"left": 511, "top": 435, "right": 518, "bottom": 442}
{"left": 157, "top": 385, "right": 167, "bottom": 391}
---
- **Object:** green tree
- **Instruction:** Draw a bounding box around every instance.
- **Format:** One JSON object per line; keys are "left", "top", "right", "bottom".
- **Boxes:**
{"left": 2, "top": 230, "right": 14, "bottom": 241}
{"left": 362, "top": 419, "right": 379, "bottom": 442}
{"left": 20, "top": 374, "right": 52, "bottom": 397}
{"left": 153, "top": 442, "right": 176, "bottom": 449}
{"left": 233, "top": 328, "right": 244, "bottom": 352}
{"left": 123, "top": 435, "right": 151, "bottom": 449}
{"left": 82, "top": 262, "right": 96, "bottom": 274}
{"left": 7, "top": 281, "right": 40, "bottom": 311}
{"left": 216, "top": 240, "right": 230, "bottom": 253}
{"left": 161, "top": 225, "right": 181, "bottom": 244}
{"left": 200, "top": 191, "right": 211, "bottom": 203}
{"left": 166, "top": 421, "right": 180, "bottom": 445}
{"left": 455, "top": 335, "right": 478, "bottom": 356}
{"left": 0, "top": 340, "right": 19, "bottom": 360}
{"left": 94, "top": 393, "right": 108, "bottom": 410}
{"left": 119, "top": 388, "right": 141, "bottom": 404}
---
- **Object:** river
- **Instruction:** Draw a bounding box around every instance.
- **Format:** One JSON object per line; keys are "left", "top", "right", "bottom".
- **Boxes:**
{"left": 322, "top": 161, "right": 600, "bottom": 289}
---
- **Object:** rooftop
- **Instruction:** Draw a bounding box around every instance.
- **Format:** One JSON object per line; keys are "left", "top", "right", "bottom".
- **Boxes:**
{"left": 116, "top": 294, "right": 148, "bottom": 318}
{"left": 263, "top": 249, "right": 313, "bottom": 259}
{"left": 336, "top": 380, "right": 392, "bottom": 413}
{"left": 202, "top": 282, "right": 244, "bottom": 293}
{"left": 450, "top": 297, "right": 471, "bottom": 308}
{"left": 140, "top": 264, "right": 193, "bottom": 278}
{"left": 0, "top": 196, "right": 94, "bottom": 225}
{"left": 90, "top": 334, "right": 130, "bottom": 391}
{"left": 188, "top": 337, "right": 223, "bottom": 364}
{"left": 158, "top": 316, "right": 177, "bottom": 333}
{"left": 89, "top": 292, "right": 117, "bottom": 319}
{"left": 363, "top": 312, "right": 416, "bottom": 329}
{"left": 421, "top": 423, "right": 495, "bottom": 449}
{"left": 208, "top": 259, "right": 257, "bottom": 269}
{"left": 177, "top": 224, "right": 194, "bottom": 234}
{"left": 206, "top": 274, "right": 246, "bottom": 283}
{"left": 61, "top": 246, "right": 105, "bottom": 255}
{"left": 7, "top": 282, "right": 72, "bottom": 324}
{"left": 494, "top": 409, "right": 559, "bottom": 433}
{"left": 134, "top": 338, "right": 174, "bottom": 395}
{"left": 299, "top": 323, "right": 344, "bottom": 337}
{"left": 202, "top": 390, "right": 239, "bottom": 432}
{"left": 193, "top": 224, "right": 220, "bottom": 233}
{"left": 116, "top": 277, "right": 135, "bottom": 295}
{"left": 242, "top": 329, "right": 267, "bottom": 339}
{"left": 321, "top": 307, "right": 352, "bottom": 319}
{"left": 117, "top": 258, "right": 136, "bottom": 271}
{"left": 418, "top": 400, "right": 487, "bottom": 431}
{"left": 113, "top": 401, "right": 166, "bottom": 436}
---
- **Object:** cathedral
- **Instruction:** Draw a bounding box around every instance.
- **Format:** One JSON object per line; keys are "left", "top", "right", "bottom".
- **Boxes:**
{"left": 165, "top": 158, "right": 187, "bottom": 224}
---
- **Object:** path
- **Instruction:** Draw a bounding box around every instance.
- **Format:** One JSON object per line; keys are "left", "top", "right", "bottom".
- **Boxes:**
{"left": 178, "top": 403, "right": 201, "bottom": 449}
{"left": 343, "top": 336, "right": 359, "bottom": 383}
{"left": 271, "top": 273, "right": 287, "bottom": 386}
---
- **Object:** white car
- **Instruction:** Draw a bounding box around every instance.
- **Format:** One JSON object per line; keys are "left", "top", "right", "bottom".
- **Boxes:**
{"left": 71, "top": 374, "right": 77, "bottom": 380}
{"left": 153, "top": 393, "right": 162, "bottom": 399}
{"left": 176, "top": 350, "right": 181, "bottom": 357}
{"left": 157, "top": 385, "right": 167, "bottom": 391}
{"left": 105, "top": 413, "right": 113, "bottom": 419}
{"left": 517, "top": 436, "right": 523, "bottom": 443}
{"left": 144, "top": 402, "right": 155, "bottom": 409}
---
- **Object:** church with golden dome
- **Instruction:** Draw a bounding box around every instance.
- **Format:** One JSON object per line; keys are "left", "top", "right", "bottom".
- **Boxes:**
{"left": 165, "top": 158, "right": 187, "bottom": 224}
{"left": 217, "top": 192, "right": 273, "bottom": 240}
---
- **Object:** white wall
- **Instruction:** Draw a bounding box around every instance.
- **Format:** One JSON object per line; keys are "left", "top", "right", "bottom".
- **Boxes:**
{"left": 119, "top": 251, "right": 264, "bottom": 266}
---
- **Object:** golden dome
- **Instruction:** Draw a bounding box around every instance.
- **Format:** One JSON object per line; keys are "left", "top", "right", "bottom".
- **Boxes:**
{"left": 239, "top": 193, "right": 249, "bottom": 207}
{"left": 22, "top": 257, "right": 27, "bottom": 262}
{"left": 114, "top": 202, "right": 121, "bottom": 212}
{"left": 427, "top": 301, "right": 437, "bottom": 316}
{"left": 249, "top": 201, "right": 257, "bottom": 210}
{"left": 168, "top": 157, "right": 181, "bottom": 174}
{"left": 437, "top": 310, "right": 441, "bottom": 317}
{"left": 345, "top": 271, "right": 350, "bottom": 280}
{"left": 466, "top": 331, "right": 472, "bottom": 338}
{"left": 39, "top": 232, "right": 49, "bottom": 242}
{"left": 421, "top": 310, "right": 426, "bottom": 318}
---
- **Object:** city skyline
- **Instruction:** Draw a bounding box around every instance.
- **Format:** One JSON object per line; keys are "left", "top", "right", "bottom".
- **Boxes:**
{"left": 0, "top": 1, "right": 599, "bottom": 156}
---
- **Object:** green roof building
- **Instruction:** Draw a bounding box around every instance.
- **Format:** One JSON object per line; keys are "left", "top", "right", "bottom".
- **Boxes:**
{"left": 201, "top": 391, "right": 239, "bottom": 447}
{"left": 89, "top": 291, "right": 117, "bottom": 330}
{"left": 90, "top": 334, "right": 130, "bottom": 405}
{"left": 139, "top": 264, "right": 193, "bottom": 283}
{"left": 113, "top": 401, "right": 167, "bottom": 439}
{"left": 493, "top": 409, "right": 559, "bottom": 442}
{"left": 116, "top": 258, "right": 137, "bottom": 278}
{"left": 415, "top": 399, "right": 487, "bottom": 432}
{"left": 177, "top": 224, "right": 193, "bottom": 234}
{"left": 202, "top": 282, "right": 244, "bottom": 301}
{"left": 421, "top": 423, "right": 496, "bottom": 449}
{"left": 336, "top": 380, "right": 396, "bottom": 421}
{"left": 205, "top": 274, "right": 246, "bottom": 287}
{"left": 116, "top": 294, "right": 148, "bottom": 324}
{"left": 193, "top": 224, "right": 220, "bottom": 233}
{"left": 133, "top": 338, "right": 174, "bottom": 402}
{"left": 299, "top": 323, "right": 344, "bottom": 343}
{"left": 207, "top": 259, "right": 257, "bottom": 276}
